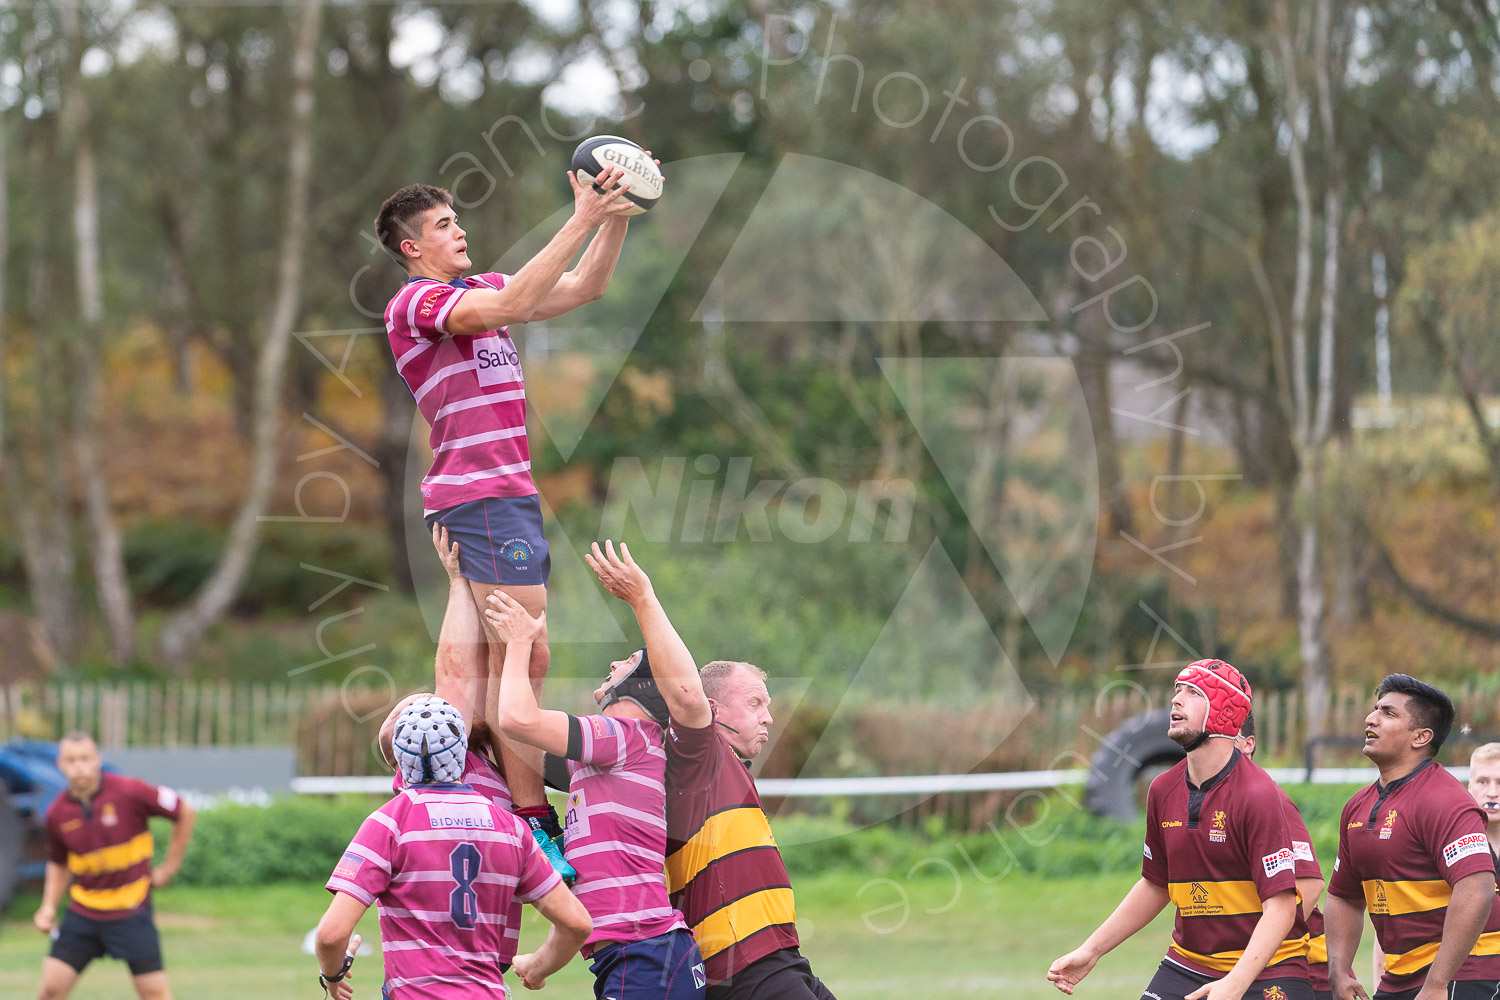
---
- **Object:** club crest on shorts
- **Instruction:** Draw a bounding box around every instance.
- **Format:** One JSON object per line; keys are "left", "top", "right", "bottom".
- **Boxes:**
{"left": 692, "top": 962, "right": 707, "bottom": 988}
{"left": 501, "top": 537, "right": 534, "bottom": 566}
{"left": 1263, "top": 986, "right": 1286, "bottom": 1000}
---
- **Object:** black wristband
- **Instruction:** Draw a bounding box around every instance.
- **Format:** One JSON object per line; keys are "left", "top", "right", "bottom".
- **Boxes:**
{"left": 319, "top": 951, "right": 354, "bottom": 989}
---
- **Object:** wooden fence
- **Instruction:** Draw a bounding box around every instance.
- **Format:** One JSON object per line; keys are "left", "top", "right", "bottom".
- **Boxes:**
{"left": 2, "top": 678, "right": 1495, "bottom": 777}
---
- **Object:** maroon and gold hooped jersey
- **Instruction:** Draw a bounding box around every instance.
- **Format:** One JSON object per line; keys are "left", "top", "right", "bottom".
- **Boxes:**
{"left": 1328, "top": 759, "right": 1499, "bottom": 994}
{"left": 1143, "top": 751, "right": 1309, "bottom": 982}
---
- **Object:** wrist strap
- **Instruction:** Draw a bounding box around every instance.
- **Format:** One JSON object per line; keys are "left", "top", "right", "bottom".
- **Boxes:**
{"left": 319, "top": 951, "right": 354, "bottom": 991}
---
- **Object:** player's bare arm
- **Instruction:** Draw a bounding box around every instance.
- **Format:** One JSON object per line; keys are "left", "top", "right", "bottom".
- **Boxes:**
{"left": 486, "top": 593, "right": 571, "bottom": 757}
{"left": 313, "top": 893, "right": 366, "bottom": 1000}
{"left": 1323, "top": 892, "right": 1370, "bottom": 1000}
{"left": 511, "top": 881, "right": 592, "bottom": 990}
{"left": 431, "top": 525, "right": 487, "bottom": 726}
{"left": 585, "top": 539, "right": 713, "bottom": 728}
{"left": 1184, "top": 889, "right": 1296, "bottom": 1000}
{"left": 1412, "top": 870, "right": 1494, "bottom": 1000}
{"left": 1048, "top": 877, "right": 1170, "bottom": 994}
{"left": 445, "top": 168, "right": 635, "bottom": 335}
{"left": 33, "top": 861, "right": 71, "bottom": 935}
{"left": 151, "top": 799, "right": 195, "bottom": 888}
{"left": 526, "top": 152, "right": 663, "bottom": 322}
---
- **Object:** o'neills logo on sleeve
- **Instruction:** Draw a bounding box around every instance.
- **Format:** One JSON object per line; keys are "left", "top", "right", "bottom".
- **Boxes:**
{"left": 1444, "top": 832, "right": 1489, "bottom": 867}
{"left": 1263, "top": 848, "right": 1295, "bottom": 878}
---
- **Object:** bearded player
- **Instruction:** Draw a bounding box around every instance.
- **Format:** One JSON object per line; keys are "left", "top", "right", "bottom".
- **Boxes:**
{"left": 375, "top": 160, "right": 644, "bottom": 876}
{"left": 314, "top": 695, "right": 591, "bottom": 998}
{"left": 1323, "top": 674, "right": 1497, "bottom": 1000}
{"left": 1049, "top": 659, "right": 1310, "bottom": 1000}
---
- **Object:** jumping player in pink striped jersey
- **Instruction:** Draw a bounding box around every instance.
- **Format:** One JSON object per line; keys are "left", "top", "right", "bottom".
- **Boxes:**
{"left": 484, "top": 552, "right": 707, "bottom": 998}
{"left": 376, "top": 159, "right": 655, "bottom": 877}
{"left": 314, "top": 695, "right": 591, "bottom": 999}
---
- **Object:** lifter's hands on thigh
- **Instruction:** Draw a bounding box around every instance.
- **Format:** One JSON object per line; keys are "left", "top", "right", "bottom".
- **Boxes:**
{"left": 432, "top": 524, "right": 463, "bottom": 582}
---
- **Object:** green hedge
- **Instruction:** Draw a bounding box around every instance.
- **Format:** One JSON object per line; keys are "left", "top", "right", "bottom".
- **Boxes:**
{"left": 152, "top": 783, "right": 1368, "bottom": 888}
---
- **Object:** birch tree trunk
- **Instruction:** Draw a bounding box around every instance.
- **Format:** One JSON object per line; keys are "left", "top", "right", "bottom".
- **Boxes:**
{"left": 157, "top": 0, "right": 325, "bottom": 668}
{"left": 1275, "top": 0, "right": 1342, "bottom": 742}
{"left": 62, "top": 0, "right": 137, "bottom": 666}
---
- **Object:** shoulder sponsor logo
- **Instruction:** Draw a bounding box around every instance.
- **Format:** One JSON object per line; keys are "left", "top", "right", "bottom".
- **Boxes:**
{"left": 427, "top": 803, "right": 496, "bottom": 831}
{"left": 1161, "top": 820, "right": 1183, "bottom": 828}
{"left": 1263, "top": 848, "right": 1295, "bottom": 878}
{"left": 1143, "top": 842, "right": 1153, "bottom": 860}
{"left": 590, "top": 716, "right": 611, "bottom": 739}
{"left": 333, "top": 851, "right": 365, "bottom": 880}
{"left": 1292, "top": 840, "right": 1314, "bottom": 862}
{"left": 1333, "top": 856, "right": 1341, "bottom": 872}
{"left": 1444, "top": 832, "right": 1489, "bottom": 868}
{"left": 158, "top": 787, "right": 178, "bottom": 812}
{"left": 418, "top": 288, "right": 445, "bottom": 319}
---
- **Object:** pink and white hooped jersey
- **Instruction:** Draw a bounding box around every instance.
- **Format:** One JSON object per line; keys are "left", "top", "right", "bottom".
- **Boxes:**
{"left": 385, "top": 273, "right": 533, "bottom": 514}
{"left": 564, "top": 714, "right": 688, "bottom": 955}
{"left": 390, "top": 750, "right": 521, "bottom": 964}
{"left": 326, "top": 782, "right": 561, "bottom": 999}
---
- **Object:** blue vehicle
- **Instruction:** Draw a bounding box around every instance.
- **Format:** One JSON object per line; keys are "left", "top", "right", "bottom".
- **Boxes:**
{"left": 0, "top": 739, "right": 120, "bottom": 914}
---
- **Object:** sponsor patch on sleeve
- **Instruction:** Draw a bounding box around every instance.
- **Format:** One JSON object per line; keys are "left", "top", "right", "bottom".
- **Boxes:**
{"left": 1333, "top": 856, "right": 1341, "bottom": 872}
{"left": 1292, "top": 840, "right": 1314, "bottom": 862}
{"left": 1143, "top": 843, "right": 1153, "bottom": 860}
{"left": 1262, "top": 848, "right": 1295, "bottom": 878}
{"left": 157, "top": 787, "right": 179, "bottom": 812}
{"left": 333, "top": 851, "right": 366, "bottom": 880}
{"left": 1443, "top": 833, "right": 1489, "bottom": 868}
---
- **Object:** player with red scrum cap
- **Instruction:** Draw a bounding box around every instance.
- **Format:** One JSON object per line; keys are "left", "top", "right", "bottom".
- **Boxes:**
{"left": 1049, "top": 659, "right": 1312, "bottom": 1000}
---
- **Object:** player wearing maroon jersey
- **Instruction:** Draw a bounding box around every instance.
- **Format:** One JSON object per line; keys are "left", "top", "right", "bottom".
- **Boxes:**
{"left": 35, "top": 734, "right": 196, "bottom": 1000}
{"left": 586, "top": 540, "right": 837, "bottom": 1000}
{"left": 1237, "top": 713, "right": 1336, "bottom": 1000}
{"left": 1049, "top": 659, "right": 1309, "bottom": 1000}
{"left": 1325, "top": 675, "right": 1498, "bottom": 1000}
{"left": 374, "top": 161, "right": 646, "bottom": 877}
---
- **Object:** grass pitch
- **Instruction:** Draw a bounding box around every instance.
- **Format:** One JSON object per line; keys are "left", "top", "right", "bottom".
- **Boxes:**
{"left": 0, "top": 872, "right": 1373, "bottom": 998}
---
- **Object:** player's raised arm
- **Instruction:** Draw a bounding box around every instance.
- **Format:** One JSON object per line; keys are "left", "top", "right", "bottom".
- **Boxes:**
{"left": 445, "top": 169, "right": 635, "bottom": 335}
{"left": 485, "top": 593, "right": 571, "bottom": 756}
{"left": 526, "top": 152, "right": 662, "bottom": 323}
{"left": 431, "top": 525, "right": 486, "bottom": 728}
{"left": 585, "top": 540, "right": 712, "bottom": 728}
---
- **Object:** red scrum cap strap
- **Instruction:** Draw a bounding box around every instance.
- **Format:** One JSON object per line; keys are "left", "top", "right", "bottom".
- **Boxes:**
{"left": 1175, "top": 659, "right": 1252, "bottom": 740}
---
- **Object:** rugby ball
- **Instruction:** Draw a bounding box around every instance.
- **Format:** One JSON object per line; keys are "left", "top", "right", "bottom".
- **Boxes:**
{"left": 571, "top": 135, "right": 662, "bottom": 216}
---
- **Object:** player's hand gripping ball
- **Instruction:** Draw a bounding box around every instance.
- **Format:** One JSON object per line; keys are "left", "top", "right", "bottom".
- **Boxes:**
{"left": 571, "top": 135, "right": 663, "bottom": 216}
